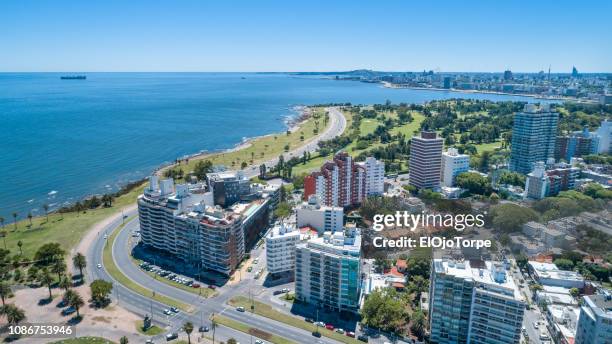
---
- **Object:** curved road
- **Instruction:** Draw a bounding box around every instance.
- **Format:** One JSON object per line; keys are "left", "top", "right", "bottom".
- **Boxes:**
{"left": 85, "top": 108, "right": 348, "bottom": 343}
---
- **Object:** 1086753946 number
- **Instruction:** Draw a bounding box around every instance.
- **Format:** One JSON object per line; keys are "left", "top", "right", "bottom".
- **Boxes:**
{"left": 8, "top": 324, "right": 75, "bottom": 338}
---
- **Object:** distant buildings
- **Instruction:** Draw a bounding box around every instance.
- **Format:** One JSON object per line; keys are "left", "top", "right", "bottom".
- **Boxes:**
{"left": 574, "top": 294, "right": 612, "bottom": 344}
{"left": 295, "top": 225, "right": 362, "bottom": 313}
{"left": 503, "top": 69, "right": 513, "bottom": 81}
{"left": 296, "top": 195, "right": 343, "bottom": 234}
{"left": 595, "top": 119, "right": 612, "bottom": 153}
{"left": 510, "top": 104, "right": 559, "bottom": 174}
{"left": 303, "top": 153, "right": 384, "bottom": 207}
{"left": 138, "top": 174, "right": 278, "bottom": 276}
{"left": 525, "top": 162, "right": 580, "bottom": 199}
{"left": 555, "top": 128, "right": 599, "bottom": 161}
{"left": 265, "top": 223, "right": 300, "bottom": 275}
{"left": 409, "top": 131, "right": 444, "bottom": 190}
{"left": 441, "top": 148, "right": 470, "bottom": 187}
{"left": 428, "top": 259, "right": 525, "bottom": 344}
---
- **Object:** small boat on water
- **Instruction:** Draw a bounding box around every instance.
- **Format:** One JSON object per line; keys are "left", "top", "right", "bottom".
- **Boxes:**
{"left": 60, "top": 75, "right": 86, "bottom": 80}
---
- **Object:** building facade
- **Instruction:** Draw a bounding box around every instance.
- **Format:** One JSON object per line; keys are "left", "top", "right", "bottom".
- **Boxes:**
{"left": 295, "top": 225, "right": 362, "bottom": 313}
{"left": 510, "top": 104, "right": 559, "bottom": 174}
{"left": 441, "top": 148, "right": 470, "bottom": 187}
{"left": 357, "top": 156, "right": 385, "bottom": 195}
{"left": 303, "top": 152, "right": 367, "bottom": 207}
{"left": 296, "top": 195, "right": 343, "bottom": 234}
{"left": 265, "top": 223, "right": 300, "bottom": 275}
{"left": 574, "top": 294, "right": 612, "bottom": 344}
{"left": 409, "top": 131, "right": 444, "bottom": 190}
{"left": 429, "top": 259, "right": 525, "bottom": 344}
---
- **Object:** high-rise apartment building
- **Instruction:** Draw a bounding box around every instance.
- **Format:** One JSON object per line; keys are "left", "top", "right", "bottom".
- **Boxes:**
{"left": 295, "top": 225, "right": 362, "bottom": 313}
{"left": 303, "top": 152, "right": 367, "bottom": 207}
{"left": 409, "top": 131, "right": 444, "bottom": 190}
{"left": 296, "top": 195, "right": 343, "bottom": 234}
{"left": 265, "top": 223, "right": 301, "bottom": 275}
{"left": 357, "top": 156, "right": 385, "bottom": 195}
{"left": 595, "top": 119, "right": 612, "bottom": 154}
{"left": 138, "top": 176, "right": 274, "bottom": 276}
{"left": 574, "top": 294, "right": 612, "bottom": 344}
{"left": 555, "top": 128, "right": 598, "bottom": 162}
{"left": 525, "top": 162, "right": 580, "bottom": 199}
{"left": 429, "top": 259, "right": 525, "bottom": 344}
{"left": 207, "top": 170, "right": 251, "bottom": 207}
{"left": 509, "top": 104, "right": 559, "bottom": 174}
{"left": 441, "top": 148, "right": 470, "bottom": 187}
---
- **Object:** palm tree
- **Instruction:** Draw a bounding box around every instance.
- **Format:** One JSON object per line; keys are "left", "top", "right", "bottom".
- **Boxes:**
{"left": 38, "top": 269, "right": 54, "bottom": 300}
{"left": 27, "top": 212, "right": 33, "bottom": 226}
{"left": 73, "top": 253, "right": 87, "bottom": 280}
{"left": 0, "top": 230, "right": 7, "bottom": 250}
{"left": 59, "top": 275, "right": 72, "bottom": 291}
{"left": 43, "top": 204, "right": 50, "bottom": 222}
{"left": 0, "top": 216, "right": 4, "bottom": 229}
{"left": 3, "top": 304, "right": 26, "bottom": 325}
{"left": 211, "top": 315, "right": 217, "bottom": 344}
{"left": 183, "top": 321, "right": 194, "bottom": 344}
{"left": 0, "top": 282, "right": 11, "bottom": 306}
{"left": 51, "top": 260, "right": 67, "bottom": 282}
{"left": 67, "top": 290, "right": 84, "bottom": 317}
{"left": 12, "top": 212, "right": 18, "bottom": 231}
{"left": 119, "top": 336, "right": 129, "bottom": 344}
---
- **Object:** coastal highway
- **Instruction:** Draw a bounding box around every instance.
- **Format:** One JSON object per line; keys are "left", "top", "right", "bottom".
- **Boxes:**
{"left": 205, "top": 106, "right": 346, "bottom": 179}
{"left": 111, "top": 218, "right": 340, "bottom": 344}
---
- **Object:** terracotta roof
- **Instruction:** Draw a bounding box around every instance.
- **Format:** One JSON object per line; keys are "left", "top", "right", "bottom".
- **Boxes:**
{"left": 396, "top": 259, "right": 407, "bottom": 269}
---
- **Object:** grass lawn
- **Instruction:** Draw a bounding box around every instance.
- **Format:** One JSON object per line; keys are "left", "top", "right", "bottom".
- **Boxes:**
{"left": 2, "top": 184, "right": 146, "bottom": 260}
{"left": 228, "top": 296, "right": 361, "bottom": 344}
{"left": 390, "top": 111, "right": 425, "bottom": 138}
{"left": 103, "top": 217, "right": 191, "bottom": 312}
{"left": 49, "top": 337, "right": 115, "bottom": 344}
{"left": 135, "top": 320, "right": 165, "bottom": 336}
{"left": 212, "top": 314, "right": 295, "bottom": 344}
{"left": 178, "top": 107, "right": 331, "bottom": 173}
{"left": 473, "top": 141, "right": 503, "bottom": 153}
{"left": 359, "top": 118, "right": 381, "bottom": 135}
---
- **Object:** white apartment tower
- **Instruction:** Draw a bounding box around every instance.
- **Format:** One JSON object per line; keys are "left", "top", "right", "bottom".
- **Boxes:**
{"left": 296, "top": 195, "right": 344, "bottom": 234}
{"left": 429, "top": 259, "right": 526, "bottom": 344}
{"left": 295, "top": 225, "right": 362, "bottom": 313}
{"left": 441, "top": 148, "right": 470, "bottom": 187}
{"left": 357, "top": 156, "right": 385, "bottom": 195}
{"left": 575, "top": 294, "right": 612, "bottom": 344}
{"left": 265, "top": 223, "right": 301, "bottom": 275}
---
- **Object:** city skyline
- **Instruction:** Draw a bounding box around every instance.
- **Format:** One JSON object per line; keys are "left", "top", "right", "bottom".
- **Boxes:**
{"left": 1, "top": 0, "right": 611, "bottom": 72}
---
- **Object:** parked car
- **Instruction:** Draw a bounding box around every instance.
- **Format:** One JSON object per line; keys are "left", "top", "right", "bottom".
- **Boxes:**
{"left": 335, "top": 328, "right": 345, "bottom": 334}
{"left": 170, "top": 307, "right": 179, "bottom": 313}
{"left": 163, "top": 309, "right": 172, "bottom": 315}
{"left": 314, "top": 321, "right": 325, "bottom": 327}
{"left": 272, "top": 290, "right": 283, "bottom": 296}
{"left": 325, "top": 324, "right": 334, "bottom": 330}
{"left": 199, "top": 326, "right": 209, "bottom": 332}
{"left": 192, "top": 283, "right": 200, "bottom": 288}
{"left": 357, "top": 334, "right": 369, "bottom": 342}
{"left": 281, "top": 288, "right": 290, "bottom": 293}
{"left": 236, "top": 306, "right": 245, "bottom": 312}
{"left": 254, "top": 340, "right": 265, "bottom": 344}
{"left": 165, "top": 333, "right": 178, "bottom": 341}
{"left": 305, "top": 318, "right": 314, "bottom": 323}
{"left": 346, "top": 331, "right": 355, "bottom": 338}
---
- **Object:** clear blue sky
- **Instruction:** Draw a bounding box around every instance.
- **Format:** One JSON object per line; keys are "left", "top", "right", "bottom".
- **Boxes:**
{"left": 1, "top": 0, "right": 610, "bottom": 72}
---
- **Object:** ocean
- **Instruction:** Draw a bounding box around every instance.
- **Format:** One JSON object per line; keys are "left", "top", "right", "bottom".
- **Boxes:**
{"left": 0, "top": 72, "right": 552, "bottom": 217}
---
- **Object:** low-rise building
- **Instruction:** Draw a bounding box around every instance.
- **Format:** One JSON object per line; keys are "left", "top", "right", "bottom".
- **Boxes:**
{"left": 527, "top": 261, "right": 585, "bottom": 289}
{"left": 295, "top": 196, "right": 343, "bottom": 234}
{"left": 441, "top": 148, "right": 470, "bottom": 187}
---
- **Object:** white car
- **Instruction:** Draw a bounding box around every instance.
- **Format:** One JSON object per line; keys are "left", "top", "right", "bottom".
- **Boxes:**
{"left": 97, "top": 264, "right": 102, "bottom": 269}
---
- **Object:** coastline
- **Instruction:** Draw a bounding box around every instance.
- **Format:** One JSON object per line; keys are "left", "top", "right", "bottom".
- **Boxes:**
{"left": 380, "top": 81, "right": 590, "bottom": 103}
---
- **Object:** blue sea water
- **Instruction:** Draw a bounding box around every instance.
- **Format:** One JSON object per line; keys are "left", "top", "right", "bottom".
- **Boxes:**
{"left": 0, "top": 72, "right": 552, "bottom": 218}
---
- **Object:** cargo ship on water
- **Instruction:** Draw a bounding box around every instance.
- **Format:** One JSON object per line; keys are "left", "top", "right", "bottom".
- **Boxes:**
{"left": 60, "top": 75, "right": 86, "bottom": 80}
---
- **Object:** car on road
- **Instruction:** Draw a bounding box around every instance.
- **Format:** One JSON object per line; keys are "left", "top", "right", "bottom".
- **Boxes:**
{"left": 272, "top": 290, "right": 283, "bottom": 296}
{"left": 357, "top": 334, "right": 369, "bottom": 342}
{"left": 103, "top": 234, "right": 108, "bottom": 239}
{"left": 533, "top": 322, "right": 539, "bottom": 329}
{"left": 170, "top": 307, "right": 179, "bottom": 313}
{"left": 97, "top": 264, "right": 102, "bottom": 269}
{"left": 145, "top": 340, "right": 154, "bottom": 344}
{"left": 346, "top": 331, "right": 355, "bottom": 338}
{"left": 312, "top": 331, "right": 321, "bottom": 338}
{"left": 236, "top": 306, "right": 245, "bottom": 312}
{"left": 199, "top": 326, "right": 209, "bottom": 332}
{"left": 165, "top": 333, "right": 178, "bottom": 341}
{"left": 163, "top": 309, "right": 172, "bottom": 315}
{"left": 254, "top": 340, "right": 265, "bottom": 344}
{"left": 61, "top": 307, "right": 76, "bottom": 316}
{"left": 281, "top": 288, "right": 290, "bottom": 293}
{"left": 335, "top": 328, "right": 345, "bottom": 334}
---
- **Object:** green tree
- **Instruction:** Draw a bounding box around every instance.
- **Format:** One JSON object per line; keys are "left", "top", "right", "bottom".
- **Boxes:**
{"left": 119, "top": 337, "right": 129, "bottom": 344}
{"left": 27, "top": 212, "right": 33, "bottom": 226}
{"left": 43, "top": 204, "right": 50, "bottom": 222}
{"left": 456, "top": 172, "right": 492, "bottom": 195}
{"left": 67, "top": 290, "right": 84, "bottom": 317}
{"left": 51, "top": 260, "right": 67, "bottom": 282}
{"left": 2, "top": 304, "right": 26, "bottom": 325}
{"left": 360, "top": 288, "right": 408, "bottom": 333}
{"left": 34, "top": 242, "right": 65, "bottom": 267}
{"left": 73, "top": 252, "right": 87, "bottom": 280}
{"left": 12, "top": 212, "right": 18, "bottom": 231}
{"left": 90, "top": 279, "right": 113, "bottom": 306}
{"left": 569, "top": 288, "right": 580, "bottom": 298}
{"left": 227, "top": 339, "right": 237, "bottom": 344}
{"left": 17, "top": 241, "right": 23, "bottom": 256}
{"left": 490, "top": 204, "right": 538, "bottom": 232}
{"left": 274, "top": 202, "right": 291, "bottom": 222}
{"left": 553, "top": 258, "right": 574, "bottom": 271}
{"left": 0, "top": 282, "right": 11, "bottom": 306}
{"left": 0, "top": 230, "right": 6, "bottom": 250}
{"left": 59, "top": 274, "right": 72, "bottom": 291}
{"left": 38, "top": 269, "right": 54, "bottom": 300}
{"left": 183, "top": 321, "right": 194, "bottom": 344}
{"left": 193, "top": 160, "right": 213, "bottom": 181}
{"left": 410, "top": 309, "right": 426, "bottom": 340}
{"left": 583, "top": 183, "right": 612, "bottom": 199}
